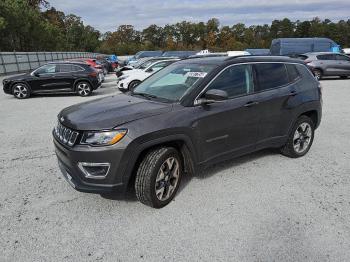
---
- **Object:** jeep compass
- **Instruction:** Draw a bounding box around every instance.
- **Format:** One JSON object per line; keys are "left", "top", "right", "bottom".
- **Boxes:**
{"left": 53, "top": 56, "right": 322, "bottom": 208}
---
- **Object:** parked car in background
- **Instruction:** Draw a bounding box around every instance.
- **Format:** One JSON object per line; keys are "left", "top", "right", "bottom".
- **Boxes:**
{"left": 3, "top": 62, "right": 101, "bottom": 99}
{"left": 116, "top": 57, "right": 178, "bottom": 77}
{"left": 161, "top": 51, "right": 197, "bottom": 58}
{"left": 298, "top": 52, "right": 350, "bottom": 80}
{"left": 54, "top": 55, "right": 322, "bottom": 208}
{"left": 127, "top": 51, "right": 163, "bottom": 66}
{"left": 270, "top": 38, "right": 340, "bottom": 56}
{"left": 71, "top": 59, "right": 105, "bottom": 83}
{"left": 117, "top": 59, "right": 179, "bottom": 91}
{"left": 245, "top": 49, "right": 270, "bottom": 55}
{"left": 343, "top": 48, "right": 350, "bottom": 55}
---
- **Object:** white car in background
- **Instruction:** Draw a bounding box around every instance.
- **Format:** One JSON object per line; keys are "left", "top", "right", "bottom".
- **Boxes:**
{"left": 117, "top": 59, "right": 179, "bottom": 91}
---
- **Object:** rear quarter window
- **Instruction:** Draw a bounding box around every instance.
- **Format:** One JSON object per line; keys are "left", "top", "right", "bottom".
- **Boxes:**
{"left": 286, "top": 64, "right": 301, "bottom": 82}
{"left": 254, "top": 63, "right": 289, "bottom": 91}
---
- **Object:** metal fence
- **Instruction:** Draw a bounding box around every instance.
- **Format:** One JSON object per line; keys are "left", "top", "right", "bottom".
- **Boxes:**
{"left": 0, "top": 52, "right": 104, "bottom": 75}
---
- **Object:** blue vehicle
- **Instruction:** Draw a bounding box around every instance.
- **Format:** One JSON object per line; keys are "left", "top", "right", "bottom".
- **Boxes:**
{"left": 270, "top": 38, "right": 340, "bottom": 56}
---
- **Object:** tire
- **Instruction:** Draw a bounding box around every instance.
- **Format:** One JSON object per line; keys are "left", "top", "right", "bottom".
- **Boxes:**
{"left": 128, "top": 80, "right": 141, "bottom": 91}
{"left": 280, "top": 115, "right": 315, "bottom": 158}
{"left": 76, "top": 81, "right": 92, "bottom": 97}
{"left": 340, "top": 76, "right": 348, "bottom": 79}
{"left": 135, "top": 147, "right": 183, "bottom": 208}
{"left": 12, "top": 83, "right": 30, "bottom": 99}
{"left": 313, "top": 69, "right": 322, "bottom": 80}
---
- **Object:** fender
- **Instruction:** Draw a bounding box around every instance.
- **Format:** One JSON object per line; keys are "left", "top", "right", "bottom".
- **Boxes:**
{"left": 73, "top": 78, "right": 93, "bottom": 91}
{"left": 120, "top": 133, "right": 198, "bottom": 186}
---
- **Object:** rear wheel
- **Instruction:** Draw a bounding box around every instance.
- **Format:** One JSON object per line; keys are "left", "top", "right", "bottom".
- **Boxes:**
{"left": 135, "top": 147, "right": 183, "bottom": 208}
{"left": 128, "top": 80, "right": 141, "bottom": 91}
{"left": 12, "top": 83, "right": 30, "bottom": 99}
{"left": 340, "top": 76, "right": 348, "bottom": 79}
{"left": 280, "top": 116, "right": 315, "bottom": 158}
{"left": 76, "top": 81, "right": 92, "bottom": 97}
{"left": 313, "top": 69, "right": 322, "bottom": 80}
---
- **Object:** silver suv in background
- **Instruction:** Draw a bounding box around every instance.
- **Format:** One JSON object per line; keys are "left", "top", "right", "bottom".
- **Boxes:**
{"left": 299, "top": 52, "right": 350, "bottom": 80}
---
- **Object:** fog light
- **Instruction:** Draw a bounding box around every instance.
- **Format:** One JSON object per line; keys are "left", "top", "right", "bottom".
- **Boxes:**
{"left": 78, "top": 162, "right": 110, "bottom": 179}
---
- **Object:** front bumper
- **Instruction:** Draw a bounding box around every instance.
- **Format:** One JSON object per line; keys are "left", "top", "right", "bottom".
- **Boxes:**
{"left": 53, "top": 136, "right": 129, "bottom": 194}
{"left": 3, "top": 81, "right": 12, "bottom": 94}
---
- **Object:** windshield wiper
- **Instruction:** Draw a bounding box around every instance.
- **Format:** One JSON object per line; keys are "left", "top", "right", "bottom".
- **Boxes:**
{"left": 132, "top": 92, "right": 159, "bottom": 100}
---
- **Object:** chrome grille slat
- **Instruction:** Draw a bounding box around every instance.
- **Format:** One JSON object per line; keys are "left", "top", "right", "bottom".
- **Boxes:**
{"left": 55, "top": 121, "right": 79, "bottom": 147}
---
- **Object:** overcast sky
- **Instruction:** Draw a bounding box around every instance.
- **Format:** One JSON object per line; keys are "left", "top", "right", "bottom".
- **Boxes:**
{"left": 49, "top": 0, "right": 350, "bottom": 32}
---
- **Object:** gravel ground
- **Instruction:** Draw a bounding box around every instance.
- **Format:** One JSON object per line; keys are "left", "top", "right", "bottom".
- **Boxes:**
{"left": 0, "top": 74, "right": 350, "bottom": 262}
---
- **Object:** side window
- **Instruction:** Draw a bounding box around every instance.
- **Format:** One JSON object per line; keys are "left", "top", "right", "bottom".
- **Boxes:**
{"left": 336, "top": 55, "right": 350, "bottom": 61}
{"left": 36, "top": 64, "right": 57, "bottom": 74}
{"left": 149, "top": 61, "right": 172, "bottom": 72}
{"left": 317, "top": 54, "right": 336, "bottom": 60}
{"left": 207, "top": 64, "right": 254, "bottom": 98}
{"left": 72, "top": 65, "right": 84, "bottom": 71}
{"left": 254, "top": 63, "right": 289, "bottom": 91}
{"left": 58, "top": 64, "right": 73, "bottom": 73}
{"left": 286, "top": 64, "right": 300, "bottom": 82}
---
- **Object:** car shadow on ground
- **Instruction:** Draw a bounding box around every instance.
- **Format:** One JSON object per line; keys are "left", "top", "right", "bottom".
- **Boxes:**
{"left": 101, "top": 149, "right": 278, "bottom": 203}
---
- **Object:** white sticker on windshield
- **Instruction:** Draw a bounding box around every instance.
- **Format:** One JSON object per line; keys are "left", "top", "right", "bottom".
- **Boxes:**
{"left": 185, "top": 72, "right": 207, "bottom": 78}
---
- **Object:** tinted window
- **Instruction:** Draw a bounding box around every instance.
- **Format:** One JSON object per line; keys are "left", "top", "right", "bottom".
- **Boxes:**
{"left": 255, "top": 63, "right": 289, "bottom": 91}
{"left": 286, "top": 64, "right": 300, "bottom": 82}
{"left": 207, "top": 64, "right": 254, "bottom": 98}
{"left": 148, "top": 61, "right": 174, "bottom": 72}
{"left": 35, "top": 64, "right": 57, "bottom": 74}
{"left": 317, "top": 54, "right": 336, "bottom": 60}
{"left": 72, "top": 65, "right": 84, "bottom": 71}
{"left": 297, "top": 55, "right": 308, "bottom": 60}
{"left": 58, "top": 64, "right": 72, "bottom": 72}
{"left": 336, "top": 55, "right": 350, "bottom": 61}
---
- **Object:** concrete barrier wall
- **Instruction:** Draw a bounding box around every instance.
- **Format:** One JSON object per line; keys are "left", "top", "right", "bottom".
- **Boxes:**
{"left": 0, "top": 52, "right": 105, "bottom": 75}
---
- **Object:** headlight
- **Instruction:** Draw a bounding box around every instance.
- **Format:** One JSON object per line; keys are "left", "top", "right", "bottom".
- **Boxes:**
{"left": 80, "top": 129, "right": 127, "bottom": 146}
{"left": 119, "top": 75, "right": 129, "bottom": 81}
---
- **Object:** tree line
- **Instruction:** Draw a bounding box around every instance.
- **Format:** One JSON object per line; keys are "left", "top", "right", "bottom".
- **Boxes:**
{"left": 1, "top": 0, "right": 350, "bottom": 54}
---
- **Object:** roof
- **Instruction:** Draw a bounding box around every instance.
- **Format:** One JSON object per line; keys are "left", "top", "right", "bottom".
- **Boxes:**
{"left": 179, "top": 55, "right": 304, "bottom": 65}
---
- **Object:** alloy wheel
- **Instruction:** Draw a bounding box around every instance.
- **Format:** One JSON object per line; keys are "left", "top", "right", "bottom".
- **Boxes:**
{"left": 77, "top": 83, "right": 91, "bottom": 96}
{"left": 155, "top": 157, "right": 180, "bottom": 201}
{"left": 13, "top": 84, "right": 28, "bottom": 98}
{"left": 293, "top": 122, "right": 312, "bottom": 154}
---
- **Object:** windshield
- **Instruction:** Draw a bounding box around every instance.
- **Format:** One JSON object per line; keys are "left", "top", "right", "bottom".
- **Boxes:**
{"left": 132, "top": 63, "right": 217, "bottom": 102}
{"left": 137, "top": 60, "right": 156, "bottom": 70}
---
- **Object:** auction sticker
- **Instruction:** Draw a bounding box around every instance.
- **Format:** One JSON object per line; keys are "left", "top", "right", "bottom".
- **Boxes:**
{"left": 185, "top": 72, "right": 207, "bottom": 78}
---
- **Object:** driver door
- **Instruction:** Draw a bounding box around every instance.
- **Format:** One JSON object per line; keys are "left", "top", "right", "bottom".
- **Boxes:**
{"left": 193, "top": 64, "right": 260, "bottom": 164}
{"left": 27, "top": 64, "right": 59, "bottom": 92}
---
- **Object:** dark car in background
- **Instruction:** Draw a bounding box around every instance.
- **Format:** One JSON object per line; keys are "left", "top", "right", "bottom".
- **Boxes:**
{"left": 2, "top": 62, "right": 101, "bottom": 99}
{"left": 53, "top": 56, "right": 322, "bottom": 208}
{"left": 299, "top": 52, "right": 350, "bottom": 79}
{"left": 162, "top": 50, "right": 197, "bottom": 58}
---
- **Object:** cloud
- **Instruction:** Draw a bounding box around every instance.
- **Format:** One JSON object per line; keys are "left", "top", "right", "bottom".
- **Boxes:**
{"left": 48, "top": 0, "right": 350, "bottom": 31}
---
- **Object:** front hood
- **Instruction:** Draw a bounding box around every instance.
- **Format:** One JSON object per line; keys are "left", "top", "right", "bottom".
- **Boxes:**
{"left": 58, "top": 94, "right": 173, "bottom": 130}
{"left": 4, "top": 73, "right": 30, "bottom": 81}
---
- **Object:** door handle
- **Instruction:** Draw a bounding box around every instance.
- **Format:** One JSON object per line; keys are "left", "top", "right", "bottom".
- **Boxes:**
{"left": 244, "top": 101, "right": 259, "bottom": 107}
{"left": 289, "top": 90, "right": 298, "bottom": 96}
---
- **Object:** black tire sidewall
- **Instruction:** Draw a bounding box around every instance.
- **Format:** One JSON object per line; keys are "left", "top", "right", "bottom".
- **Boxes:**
{"left": 128, "top": 81, "right": 141, "bottom": 91}
{"left": 147, "top": 148, "right": 183, "bottom": 208}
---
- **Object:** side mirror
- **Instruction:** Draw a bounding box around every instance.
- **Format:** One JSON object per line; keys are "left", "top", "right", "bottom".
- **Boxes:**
{"left": 196, "top": 89, "right": 228, "bottom": 105}
{"left": 146, "top": 68, "right": 154, "bottom": 73}
{"left": 33, "top": 72, "right": 40, "bottom": 77}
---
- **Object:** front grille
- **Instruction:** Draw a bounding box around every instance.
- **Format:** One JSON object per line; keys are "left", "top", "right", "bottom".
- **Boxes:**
{"left": 54, "top": 121, "right": 79, "bottom": 147}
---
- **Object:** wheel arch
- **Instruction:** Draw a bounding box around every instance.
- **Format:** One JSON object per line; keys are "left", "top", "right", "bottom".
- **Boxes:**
{"left": 123, "top": 134, "right": 197, "bottom": 189}
{"left": 73, "top": 79, "right": 93, "bottom": 91}
{"left": 11, "top": 81, "right": 32, "bottom": 94}
{"left": 128, "top": 79, "right": 141, "bottom": 90}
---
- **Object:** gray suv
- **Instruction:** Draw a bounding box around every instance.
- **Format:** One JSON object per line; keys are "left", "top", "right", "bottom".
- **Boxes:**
{"left": 299, "top": 52, "right": 350, "bottom": 80}
{"left": 53, "top": 56, "right": 322, "bottom": 208}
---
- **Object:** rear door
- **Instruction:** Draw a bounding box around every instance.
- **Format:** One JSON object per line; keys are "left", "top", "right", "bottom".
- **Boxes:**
{"left": 335, "top": 54, "right": 350, "bottom": 75}
{"left": 316, "top": 54, "right": 338, "bottom": 75}
{"left": 194, "top": 64, "right": 260, "bottom": 162}
{"left": 253, "top": 63, "right": 297, "bottom": 146}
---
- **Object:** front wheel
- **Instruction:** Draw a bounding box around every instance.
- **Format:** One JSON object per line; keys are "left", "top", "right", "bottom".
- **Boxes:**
{"left": 280, "top": 115, "right": 315, "bottom": 158}
{"left": 128, "top": 80, "right": 141, "bottom": 91}
{"left": 13, "top": 83, "right": 30, "bottom": 99}
{"left": 76, "top": 81, "right": 92, "bottom": 97}
{"left": 135, "top": 147, "right": 183, "bottom": 208}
